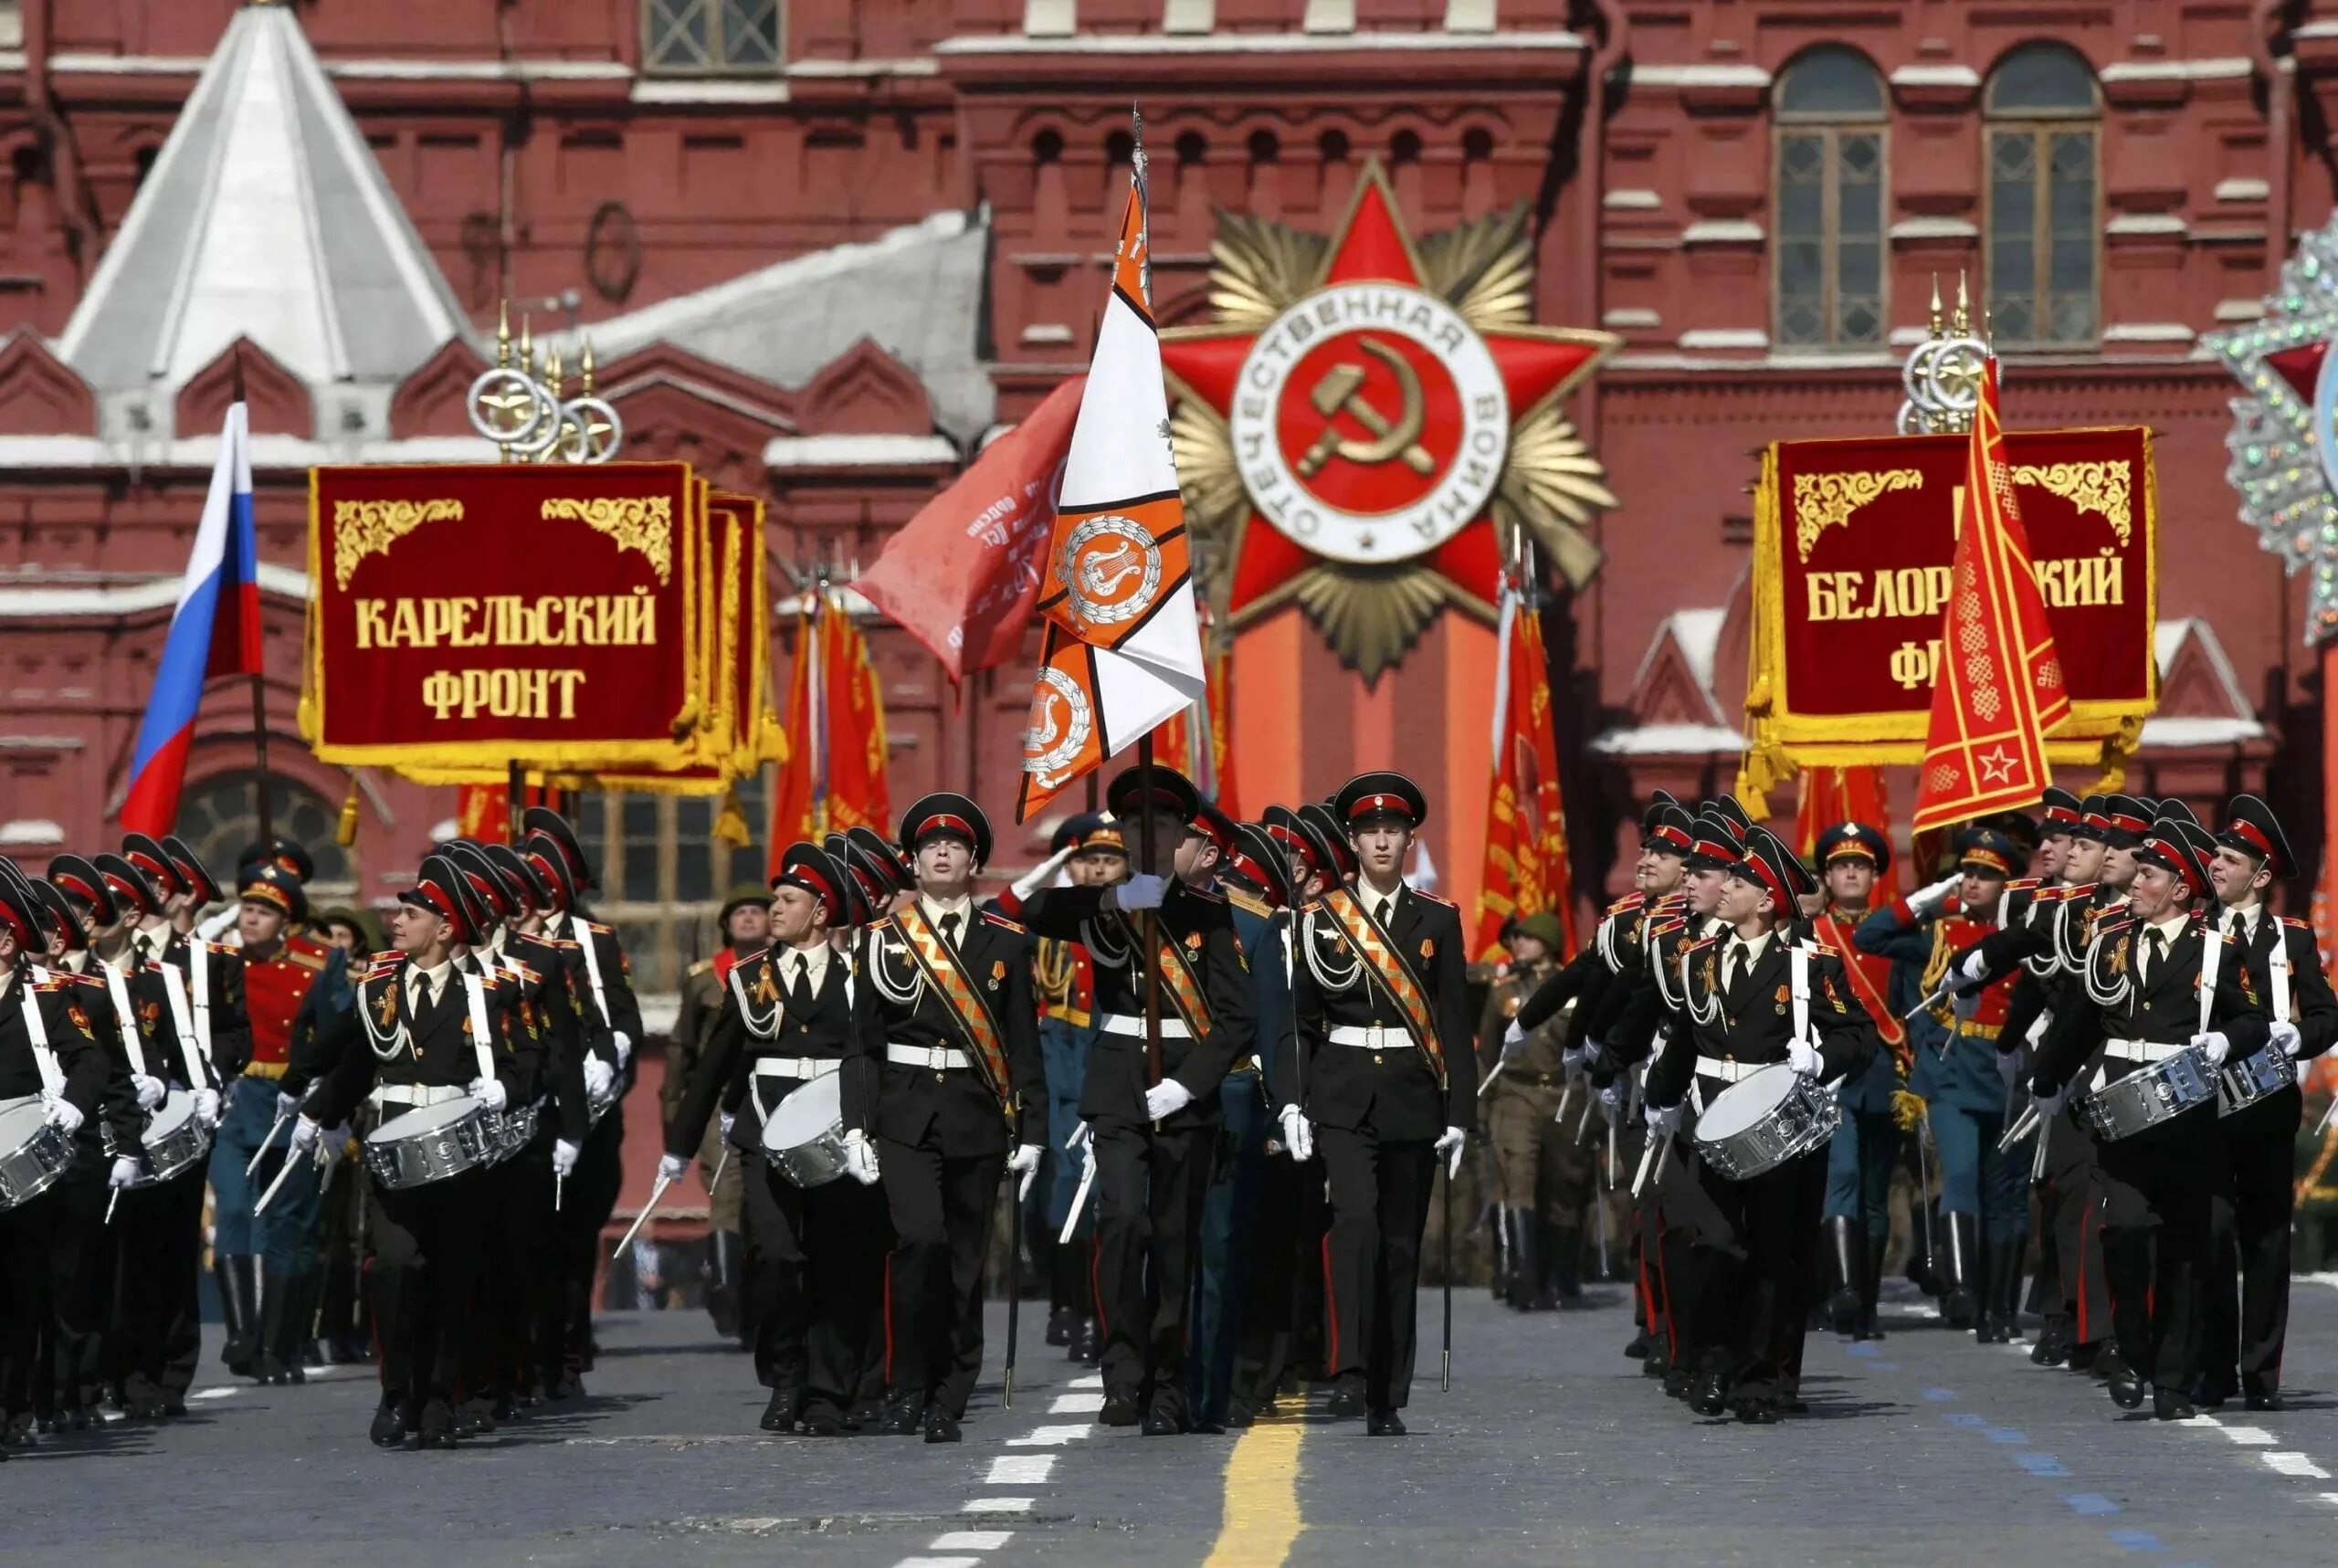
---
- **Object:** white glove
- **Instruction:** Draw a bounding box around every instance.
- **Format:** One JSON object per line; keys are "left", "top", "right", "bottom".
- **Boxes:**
{"left": 719, "top": 1110, "right": 736, "bottom": 1143}
{"left": 2032, "top": 1085, "right": 2066, "bottom": 1119}
{"left": 131, "top": 1072, "right": 165, "bottom": 1111}
{"left": 1114, "top": 873, "right": 1168, "bottom": 913}
{"left": 1996, "top": 1050, "right": 2023, "bottom": 1092}
{"left": 469, "top": 1076, "right": 509, "bottom": 1112}
{"left": 2272, "top": 1019, "right": 2305, "bottom": 1059}
{"left": 1561, "top": 1044, "right": 1591, "bottom": 1079}
{"left": 320, "top": 1124, "right": 352, "bottom": 1157}
{"left": 1501, "top": 1018, "right": 1526, "bottom": 1049}
{"left": 612, "top": 1030, "right": 634, "bottom": 1068}
{"left": 2192, "top": 1031, "right": 2232, "bottom": 1068}
{"left": 274, "top": 1090, "right": 302, "bottom": 1121}
{"left": 1786, "top": 1039, "right": 1824, "bottom": 1078}
{"left": 1644, "top": 1101, "right": 1682, "bottom": 1139}
{"left": 552, "top": 1139, "right": 580, "bottom": 1178}
{"left": 43, "top": 1095, "right": 83, "bottom": 1135}
{"left": 108, "top": 1155, "right": 140, "bottom": 1189}
{"left": 191, "top": 1087, "right": 220, "bottom": 1129}
{"left": 1909, "top": 873, "right": 1962, "bottom": 917}
{"left": 289, "top": 1115, "right": 321, "bottom": 1154}
{"left": 657, "top": 1152, "right": 689, "bottom": 1184}
{"left": 1955, "top": 950, "right": 1991, "bottom": 988}
{"left": 1144, "top": 1079, "right": 1195, "bottom": 1121}
{"left": 1278, "top": 1103, "right": 1314, "bottom": 1163}
{"left": 1433, "top": 1124, "right": 1468, "bottom": 1179}
{"left": 583, "top": 1056, "right": 616, "bottom": 1100}
{"left": 1952, "top": 988, "right": 1984, "bottom": 1022}
{"left": 1006, "top": 1142, "right": 1044, "bottom": 1177}
{"left": 1596, "top": 1079, "right": 1627, "bottom": 1119}
{"left": 840, "top": 1130, "right": 881, "bottom": 1186}
{"left": 1010, "top": 843, "right": 1081, "bottom": 902}
{"left": 1068, "top": 1119, "right": 1093, "bottom": 1154}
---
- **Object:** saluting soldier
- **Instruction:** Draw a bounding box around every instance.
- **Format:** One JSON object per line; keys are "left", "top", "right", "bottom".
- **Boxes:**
{"left": 846, "top": 794, "right": 1043, "bottom": 1444}
{"left": 294, "top": 854, "right": 521, "bottom": 1450}
{"left": 1477, "top": 911, "right": 1596, "bottom": 1311}
{"left": 669, "top": 884, "right": 770, "bottom": 1343}
{"left": 2197, "top": 795, "right": 2338, "bottom": 1410}
{"left": 1642, "top": 827, "right": 1877, "bottom": 1423}
{"left": 2027, "top": 820, "right": 2268, "bottom": 1420}
{"left": 1277, "top": 773, "right": 1473, "bottom": 1436}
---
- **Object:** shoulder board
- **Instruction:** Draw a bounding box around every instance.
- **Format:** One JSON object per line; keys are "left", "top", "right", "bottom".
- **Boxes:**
{"left": 686, "top": 957, "right": 716, "bottom": 979}
{"left": 540, "top": 936, "right": 581, "bottom": 951}
{"left": 30, "top": 976, "right": 70, "bottom": 993}
{"left": 2281, "top": 916, "right": 2312, "bottom": 931}
{"left": 1646, "top": 916, "right": 1684, "bottom": 940}
{"left": 2062, "top": 883, "right": 2095, "bottom": 899}
{"left": 2213, "top": 929, "right": 2239, "bottom": 944}
{"left": 1183, "top": 883, "right": 1226, "bottom": 904}
{"left": 981, "top": 910, "right": 1027, "bottom": 934}
{"left": 1410, "top": 889, "right": 1457, "bottom": 910}
{"left": 1683, "top": 935, "right": 1718, "bottom": 954}
{"left": 1804, "top": 940, "right": 1839, "bottom": 958}
{"left": 1225, "top": 886, "right": 1273, "bottom": 919}
{"left": 370, "top": 950, "right": 403, "bottom": 966}
{"left": 1604, "top": 894, "right": 1640, "bottom": 916}
{"left": 2007, "top": 879, "right": 2041, "bottom": 893}
{"left": 502, "top": 961, "right": 542, "bottom": 986}
{"left": 581, "top": 920, "right": 614, "bottom": 936}
{"left": 2094, "top": 919, "right": 2133, "bottom": 940}
{"left": 287, "top": 949, "right": 327, "bottom": 971}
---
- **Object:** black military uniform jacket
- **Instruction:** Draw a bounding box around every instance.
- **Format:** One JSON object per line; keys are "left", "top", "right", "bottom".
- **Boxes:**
{"left": 1644, "top": 930, "right": 1877, "bottom": 1112}
{"left": 2223, "top": 906, "right": 2338, "bottom": 1061}
{"left": 667, "top": 942, "right": 857, "bottom": 1160}
{"left": 1276, "top": 882, "right": 1475, "bottom": 1142}
{"left": 1606, "top": 910, "right": 1727, "bottom": 1071}
{"left": 41, "top": 956, "right": 147, "bottom": 1158}
{"left": 0, "top": 963, "right": 111, "bottom": 1116}
{"left": 147, "top": 926, "right": 250, "bottom": 1081}
{"left": 1016, "top": 880, "right": 1255, "bottom": 1130}
{"left": 848, "top": 901, "right": 1042, "bottom": 1157}
{"left": 306, "top": 955, "right": 519, "bottom": 1126}
{"left": 544, "top": 910, "right": 639, "bottom": 1069}
{"left": 2031, "top": 913, "right": 2270, "bottom": 1097}
{"left": 467, "top": 932, "right": 590, "bottom": 1145}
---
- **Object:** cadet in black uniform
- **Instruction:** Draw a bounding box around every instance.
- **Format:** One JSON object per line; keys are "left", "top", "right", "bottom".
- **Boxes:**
{"left": 296, "top": 855, "right": 520, "bottom": 1450}
{"left": 665, "top": 843, "right": 888, "bottom": 1436}
{"left": 1012, "top": 764, "right": 1256, "bottom": 1435}
{"left": 2027, "top": 820, "right": 2269, "bottom": 1420}
{"left": 1642, "top": 827, "right": 1877, "bottom": 1423}
{"left": 846, "top": 795, "right": 1043, "bottom": 1444}
{"left": 2197, "top": 795, "right": 2338, "bottom": 1410}
{"left": 1276, "top": 773, "right": 1473, "bottom": 1436}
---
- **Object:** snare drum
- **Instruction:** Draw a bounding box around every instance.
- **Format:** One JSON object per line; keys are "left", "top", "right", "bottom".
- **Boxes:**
{"left": 0, "top": 1094, "right": 72, "bottom": 1212}
{"left": 585, "top": 1070, "right": 619, "bottom": 1129}
{"left": 2082, "top": 1047, "right": 2217, "bottom": 1141}
{"left": 490, "top": 1100, "right": 542, "bottom": 1161}
{"left": 131, "top": 1088, "right": 212, "bottom": 1188}
{"left": 1692, "top": 1064, "right": 1842, "bottom": 1182}
{"left": 363, "top": 1099, "right": 498, "bottom": 1189}
{"left": 2216, "top": 1044, "right": 2297, "bottom": 1118}
{"left": 761, "top": 1074, "right": 848, "bottom": 1190}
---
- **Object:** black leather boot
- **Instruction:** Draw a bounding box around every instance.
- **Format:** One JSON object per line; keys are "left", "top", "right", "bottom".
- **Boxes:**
{"left": 1825, "top": 1216, "right": 1865, "bottom": 1337}
{"left": 274, "top": 1268, "right": 311, "bottom": 1384}
{"left": 705, "top": 1231, "right": 742, "bottom": 1342}
{"left": 216, "top": 1256, "right": 259, "bottom": 1377}
{"left": 1503, "top": 1209, "right": 1538, "bottom": 1311}
{"left": 1543, "top": 1221, "right": 1583, "bottom": 1309}
{"left": 1941, "top": 1215, "right": 1980, "bottom": 1330}
{"left": 255, "top": 1264, "right": 292, "bottom": 1385}
{"left": 1860, "top": 1235, "right": 1886, "bottom": 1340}
{"left": 1984, "top": 1237, "right": 2025, "bottom": 1344}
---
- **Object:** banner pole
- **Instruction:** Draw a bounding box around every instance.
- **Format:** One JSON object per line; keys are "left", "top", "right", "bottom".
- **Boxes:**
{"left": 1138, "top": 733, "right": 1164, "bottom": 1091}
{"left": 508, "top": 759, "right": 524, "bottom": 846}
{"left": 250, "top": 674, "right": 273, "bottom": 846}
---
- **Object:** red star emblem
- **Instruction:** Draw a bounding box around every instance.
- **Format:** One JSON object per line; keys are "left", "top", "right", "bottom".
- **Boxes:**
{"left": 1160, "top": 164, "right": 1617, "bottom": 622}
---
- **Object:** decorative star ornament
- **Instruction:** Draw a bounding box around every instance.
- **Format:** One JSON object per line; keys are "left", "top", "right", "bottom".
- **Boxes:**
{"left": 1160, "top": 163, "right": 1620, "bottom": 680}
{"left": 2204, "top": 216, "right": 2338, "bottom": 644}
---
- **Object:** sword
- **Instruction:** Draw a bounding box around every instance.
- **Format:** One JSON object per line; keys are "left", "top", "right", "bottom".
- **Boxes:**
{"left": 1914, "top": 1111, "right": 1937, "bottom": 1274}
{"left": 1058, "top": 1124, "right": 1097, "bottom": 1246}
{"left": 1006, "top": 1167, "right": 1025, "bottom": 1408}
{"left": 1594, "top": 1179, "right": 1611, "bottom": 1279}
{"left": 247, "top": 1109, "right": 291, "bottom": 1176}
{"left": 1901, "top": 986, "right": 1952, "bottom": 1022}
{"left": 1630, "top": 1131, "right": 1660, "bottom": 1198}
{"left": 612, "top": 1171, "right": 676, "bottom": 1259}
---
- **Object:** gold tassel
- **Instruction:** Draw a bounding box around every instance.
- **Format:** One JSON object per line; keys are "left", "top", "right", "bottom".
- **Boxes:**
{"left": 712, "top": 784, "right": 751, "bottom": 848}
{"left": 336, "top": 772, "right": 362, "bottom": 847}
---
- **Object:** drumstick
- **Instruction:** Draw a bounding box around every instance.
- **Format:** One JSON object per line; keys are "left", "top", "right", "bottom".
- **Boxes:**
{"left": 253, "top": 1143, "right": 304, "bottom": 1215}
{"left": 1058, "top": 1150, "right": 1098, "bottom": 1247}
{"left": 1996, "top": 1103, "right": 2040, "bottom": 1156}
{"left": 554, "top": 1173, "right": 564, "bottom": 1212}
{"left": 706, "top": 1142, "right": 732, "bottom": 1194}
{"left": 1476, "top": 1059, "right": 1509, "bottom": 1099}
{"left": 611, "top": 1171, "right": 676, "bottom": 1259}
{"left": 1553, "top": 1081, "right": 1573, "bottom": 1127}
{"left": 1901, "top": 986, "right": 1951, "bottom": 1022}
{"left": 247, "top": 1110, "right": 290, "bottom": 1176}
{"left": 1630, "top": 1131, "right": 1659, "bottom": 1198}
{"left": 104, "top": 1185, "right": 120, "bottom": 1225}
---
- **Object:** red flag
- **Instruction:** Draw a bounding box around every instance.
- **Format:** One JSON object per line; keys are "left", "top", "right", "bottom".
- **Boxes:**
{"left": 1793, "top": 767, "right": 1901, "bottom": 902}
{"left": 768, "top": 593, "right": 892, "bottom": 871}
{"left": 454, "top": 780, "right": 551, "bottom": 846}
{"left": 1475, "top": 592, "right": 1578, "bottom": 962}
{"left": 1911, "top": 362, "right": 2069, "bottom": 833}
{"left": 852, "top": 376, "right": 1084, "bottom": 684}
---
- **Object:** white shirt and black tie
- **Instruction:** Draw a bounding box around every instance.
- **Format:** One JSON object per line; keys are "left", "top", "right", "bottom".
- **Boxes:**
{"left": 921, "top": 895, "right": 973, "bottom": 950}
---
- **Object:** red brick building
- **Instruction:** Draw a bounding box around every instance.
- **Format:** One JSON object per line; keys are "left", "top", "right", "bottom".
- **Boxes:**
{"left": 0, "top": 0, "right": 2330, "bottom": 996}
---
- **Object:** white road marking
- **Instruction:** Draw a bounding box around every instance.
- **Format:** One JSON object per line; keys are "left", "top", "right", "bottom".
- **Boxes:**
{"left": 931, "top": 1532, "right": 1013, "bottom": 1551}
{"left": 1069, "top": 1373, "right": 1103, "bottom": 1389}
{"left": 961, "top": 1498, "right": 1032, "bottom": 1515}
{"left": 984, "top": 1455, "right": 1056, "bottom": 1485}
{"left": 2220, "top": 1426, "right": 2279, "bottom": 1446}
{"left": 1006, "top": 1424, "right": 1091, "bottom": 1447}
{"left": 1048, "top": 1392, "right": 1103, "bottom": 1415}
{"left": 894, "top": 1558, "right": 980, "bottom": 1568}
{"left": 190, "top": 1387, "right": 237, "bottom": 1401}
{"left": 2266, "top": 1453, "right": 2333, "bottom": 1479}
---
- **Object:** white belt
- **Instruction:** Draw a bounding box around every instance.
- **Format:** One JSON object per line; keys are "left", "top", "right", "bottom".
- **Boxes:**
{"left": 1694, "top": 1057, "right": 1762, "bottom": 1083}
{"left": 369, "top": 1083, "right": 472, "bottom": 1111}
{"left": 1327, "top": 1025, "right": 1409, "bottom": 1049}
{"left": 753, "top": 1057, "right": 842, "bottom": 1081}
{"left": 1098, "top": 1013, "right": 1193, "bottom": 1040}
{"left": 888, "top": 1043, "right": 973, "bottom": 1070}
{"left": 2103, "top": 1038, "right": 2188, "bottom": 1064}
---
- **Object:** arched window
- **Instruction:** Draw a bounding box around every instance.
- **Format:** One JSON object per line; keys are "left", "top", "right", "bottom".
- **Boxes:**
{"left": 1773, "top": 46, "right": 1887, "bottom": 350}
{"left": 175, "top": 772, "right": 355, "bottom": 898}
{"left": 1985, "top": 44, "right": 2099, "bottom": 348}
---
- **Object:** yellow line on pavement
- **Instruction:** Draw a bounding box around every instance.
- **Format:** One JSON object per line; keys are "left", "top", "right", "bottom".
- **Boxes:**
{"left": 1202, "top": 1413, "right": 1304, "bottom": 1567}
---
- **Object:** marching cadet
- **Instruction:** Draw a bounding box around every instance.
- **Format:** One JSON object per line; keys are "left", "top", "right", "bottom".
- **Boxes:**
{"left": 1642, "top": 827, "right": 1876, "bottom": 1424}
{"left": 0, "top": 873, "right": 113, "bottom": 1457}
{"left": 207, "top": 864, "right": 340, "bottom": 1386}
{"left": 1277, "top": 773, "right": 1474, "bottom": 1436}
{"left": 2197, "top": 795, "right": 2338, "bottom": 1410}
{"left": 846, "top": 795, "right": 1043, "bottom": 1444}
{"left": 1857, "top": 826, "right": 2031, "bottom": 1342}
{"left": 664, "top": 844, "right": 887, "bottom": 1436}
{"left": 294, "top": 854, "right": 521, "bottom": 1450}
{"left": 1010, "top": 766, "right": 1255, "bottom": 1436}
{"left": 669, "top": 884, "right": 770, "bottom": 1344}
{"left": 2027, "top": 820, "right": 2268, "bottom": 1420}
{"left": 1477, "top": 911, "right": 1595, "bottom": 1311}
{"left": 1809, "top": 822, "right": 1911, "bottom": 1341}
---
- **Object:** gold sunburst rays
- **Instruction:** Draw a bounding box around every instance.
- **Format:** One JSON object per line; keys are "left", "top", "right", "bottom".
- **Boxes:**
{"left": 1494, "top": 403, "right": 1620, "bottom": 590}
{"left": 1415, "top": 204, "right": 1536, "bottom": 330}
{"left": 1206, "top": 212, "right": 1330, "bottom": 330}
{"left": 1289, "top": 562, "right": 1455, "bottom": 684}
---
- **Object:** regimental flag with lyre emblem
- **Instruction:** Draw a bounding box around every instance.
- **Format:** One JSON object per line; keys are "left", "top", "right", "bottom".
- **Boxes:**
{"left": 1017, "top": 124, "right": 1206, "bottom": 823}
{"left": 1911, "top": 360, "right": 2071, "bottom": 833}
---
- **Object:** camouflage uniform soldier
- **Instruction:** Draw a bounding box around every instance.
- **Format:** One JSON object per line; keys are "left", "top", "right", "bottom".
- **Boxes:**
{"left": 1477, "top": 912, "right": 1596, "bottom": 1310}
{"left": 667, "top": 885, "right": 766, "bottom": 1342}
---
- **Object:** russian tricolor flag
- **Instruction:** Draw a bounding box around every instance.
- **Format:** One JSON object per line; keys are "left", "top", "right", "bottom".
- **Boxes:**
{"left": 120, "top": 403, "right": 262, "bottom": 836}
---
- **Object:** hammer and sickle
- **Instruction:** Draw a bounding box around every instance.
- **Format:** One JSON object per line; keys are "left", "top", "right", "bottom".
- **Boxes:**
{"left": 1298, "top": 337, "right": 1437, "bottom": 479}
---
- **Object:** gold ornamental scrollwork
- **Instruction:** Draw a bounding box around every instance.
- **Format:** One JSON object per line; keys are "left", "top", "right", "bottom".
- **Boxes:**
{"left": 332, "top": 498, "right": 465, "bottom": 589}
{"left": 1792, "top": 469, "right": 1923, "bottom": 562}
{"left": 2012, "top": 460, "right": 2132, "bottom": 546}
{"left": 540, "top": 495, "right": 674, "bottom": 584}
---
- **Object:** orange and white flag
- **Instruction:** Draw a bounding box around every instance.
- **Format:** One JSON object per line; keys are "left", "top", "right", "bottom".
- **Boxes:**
{"left": 1018, "top": 138, "right": 1206, "bottom": 822}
